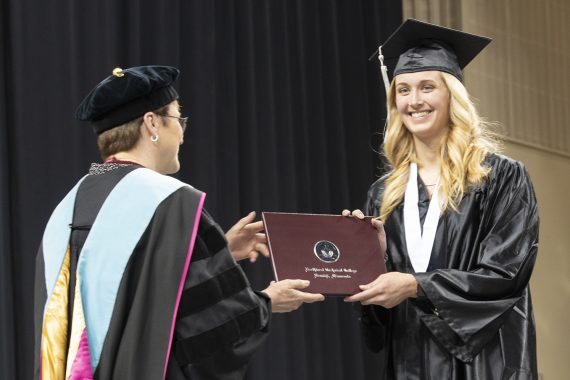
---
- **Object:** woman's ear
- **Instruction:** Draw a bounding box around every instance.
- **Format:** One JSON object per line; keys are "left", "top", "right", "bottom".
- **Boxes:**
{"left": 141, "top": 112, "right": 158, "bottom": 136}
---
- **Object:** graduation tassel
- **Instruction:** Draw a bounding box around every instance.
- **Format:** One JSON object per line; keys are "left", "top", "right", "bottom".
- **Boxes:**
{"left": 378, "top": 45, "right": 390, "bottom": 137}
{"left": 378, "top": 45, "right": 390, "bottom": 95}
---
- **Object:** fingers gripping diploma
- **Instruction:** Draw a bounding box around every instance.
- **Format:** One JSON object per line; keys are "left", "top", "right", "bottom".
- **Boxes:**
{"left": 341, "top": 210, "right": 387, "bottom": 269}
{"left": 226, "top": 211, "right": 270, "bottom": 263}
{"left": 344, "top": 272, "right": 417, "bottom": 308}
{"left": 371, "top": 218, "right": 387, "bottom": 255}
{"left": 262, "top": 279, "right": 325, "bottom": 313}
{"left": 341, "top": 209, "right": 365, "bottom": 219}
{"left": 341, "top": 211, "right": 413, "bottom": 308}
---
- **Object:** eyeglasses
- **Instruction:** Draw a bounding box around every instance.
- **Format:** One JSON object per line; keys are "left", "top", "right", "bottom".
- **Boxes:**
{"left": 159, "top": 114, "right": 188, "bottom": 132}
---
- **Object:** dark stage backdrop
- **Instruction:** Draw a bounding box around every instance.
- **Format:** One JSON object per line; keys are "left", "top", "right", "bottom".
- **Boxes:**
{"left": 0, "top": 1, "right": 402, "bottom": 379}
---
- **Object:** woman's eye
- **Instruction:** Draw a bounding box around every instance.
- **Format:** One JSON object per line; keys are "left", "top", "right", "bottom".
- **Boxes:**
{"left": 398, "top": 88, "right": 409, "bottom": 94}
{"left": 422, "top": 85, "right": 434, "bottom": 91}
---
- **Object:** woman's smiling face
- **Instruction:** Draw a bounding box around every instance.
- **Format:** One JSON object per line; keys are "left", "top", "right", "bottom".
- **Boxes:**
{"left": 394, "top": 70, "right": 451, "bottom": 144}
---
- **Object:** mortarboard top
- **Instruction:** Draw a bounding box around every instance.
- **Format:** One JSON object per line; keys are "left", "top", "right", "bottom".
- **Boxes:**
{"left": 371, "top": 19, "right": 491, "bottom": 83}
{"left": 75, "top": 65, "right": 180, "bottom": 135}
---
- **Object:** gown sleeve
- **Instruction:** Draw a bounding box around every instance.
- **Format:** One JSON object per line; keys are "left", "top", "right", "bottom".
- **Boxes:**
{"left": 414, "top": 157, "right": 539, "bottom": 361}
{"left": 364, "top": 178, "right": 384, "bottom": 217}
{"left": 358, "top": 179, "right": 392, "bottom": 353}
{"left": 168, "top": 210, "right": 271, "bottom": 379}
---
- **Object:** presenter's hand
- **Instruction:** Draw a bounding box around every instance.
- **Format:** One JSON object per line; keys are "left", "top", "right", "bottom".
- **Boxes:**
{"left": 262, "top": 279, "right": 325, "bottom": 313}
{"left": 226, "top": 211, "right": 270, "bottom": 263}
{"left": 344, "top": 272, "right": 417, "bottom": 308}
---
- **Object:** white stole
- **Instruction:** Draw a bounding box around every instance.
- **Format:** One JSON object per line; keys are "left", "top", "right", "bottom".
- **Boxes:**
{"left": 403, "top": 162, "right": 441, "bottom": 273}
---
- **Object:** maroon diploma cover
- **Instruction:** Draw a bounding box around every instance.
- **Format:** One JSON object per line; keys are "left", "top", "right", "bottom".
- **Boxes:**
{"left": 262, "top": 212, "right": 387, "bottom": 296}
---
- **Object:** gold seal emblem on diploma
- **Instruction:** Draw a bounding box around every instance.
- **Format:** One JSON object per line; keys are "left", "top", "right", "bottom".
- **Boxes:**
{"left": 314, "top": 240, "right": 340, "bottom": 263}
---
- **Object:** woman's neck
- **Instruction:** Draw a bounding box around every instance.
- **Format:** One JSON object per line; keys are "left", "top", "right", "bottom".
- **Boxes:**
{"left": 106, "top": 150, "right": 152, "bottom": 169}
{"left": 413, "top": 136, "right": 439, "bottom": 164}
{"left": 413, "top": 136, "right": 442, "bottom": 187}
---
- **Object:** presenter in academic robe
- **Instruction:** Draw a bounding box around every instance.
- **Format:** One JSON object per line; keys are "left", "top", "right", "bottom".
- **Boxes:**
{"left": 34, "top": 65, "right": 324, "bottom": 380}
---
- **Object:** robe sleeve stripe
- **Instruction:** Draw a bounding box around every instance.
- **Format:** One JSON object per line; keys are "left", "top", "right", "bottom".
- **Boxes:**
{"left": 185, "top": 222, "right": 227, "bottom": 262}
{"left": 175, "top": 287, "right": 262, "bottom": 337}
{"left": 177, "top": 265, "right": 249, "bottom": 318}
{"left": 201, "top": 224, "right": 227, "bottom": 254}
{"left": 181, "top": 246, "right": 238, "bottom": 286}
{"left": 174, "top": 306, "right": 263, "bottom": 365}
{"left": 170, "top": 209, "right": 270, "bottom": 369}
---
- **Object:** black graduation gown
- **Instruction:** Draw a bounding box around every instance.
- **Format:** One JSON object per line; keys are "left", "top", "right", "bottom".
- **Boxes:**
{"left": 360, "top": 154, "right": 539, "bottom": 379}
{"left": 34, "top": 164, "right": 270, "bottom": 380}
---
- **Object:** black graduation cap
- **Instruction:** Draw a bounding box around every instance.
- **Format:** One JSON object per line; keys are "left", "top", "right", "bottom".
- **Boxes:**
{"left": 75, "top": 65, "right": 180, "bottom": 135}
{"left": 371, "top": 19, "right": 491, "bottom": 86}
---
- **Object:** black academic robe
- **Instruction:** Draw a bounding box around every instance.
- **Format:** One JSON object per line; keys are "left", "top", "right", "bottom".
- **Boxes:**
{"left": 360, "top": 154, "right": 539, "bottom": 379}
{"left": 34, "top": 164, "right": 270, "bottom": 380}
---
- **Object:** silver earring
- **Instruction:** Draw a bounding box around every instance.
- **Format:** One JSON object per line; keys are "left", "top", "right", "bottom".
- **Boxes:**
{"left": 151, "top": 135, "right": 159, "bottom": 142}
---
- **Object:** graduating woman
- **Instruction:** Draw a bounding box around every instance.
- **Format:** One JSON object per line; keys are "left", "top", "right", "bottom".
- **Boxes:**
{"left": 344, "top": 20, "right": 539, "bottom": 379}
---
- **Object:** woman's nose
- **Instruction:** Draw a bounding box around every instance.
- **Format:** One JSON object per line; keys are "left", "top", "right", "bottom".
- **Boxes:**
{"left": 409, "top": 90, "right": 424, "bottom": 107}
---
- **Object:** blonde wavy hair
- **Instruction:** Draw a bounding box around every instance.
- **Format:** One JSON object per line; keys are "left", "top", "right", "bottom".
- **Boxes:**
{"left": 379, "top": 71, "right": 501, "bottom": 222}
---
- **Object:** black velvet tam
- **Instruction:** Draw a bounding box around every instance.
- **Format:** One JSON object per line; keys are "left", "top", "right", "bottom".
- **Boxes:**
{"left": 373, "top": 19, "right": 491, "bottom": 81}
{"left": 75, "top": 66, "right": 180, "bottom": 134}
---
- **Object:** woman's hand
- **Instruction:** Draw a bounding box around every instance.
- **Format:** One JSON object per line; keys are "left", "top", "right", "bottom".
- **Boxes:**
{"left": 342, "top": 208, "right": 365, "bottom": 219}
{"left": 342, "top": 209, "right": 387, "bottom": 258}
{"left": 262, "top": 280, "right": 325, "bottom": 313}
{"left": 344, "top": 272, "right": 417, "bottom": 308}
{"left": 226, "top": 211, "right": 270, "bottom": 262}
